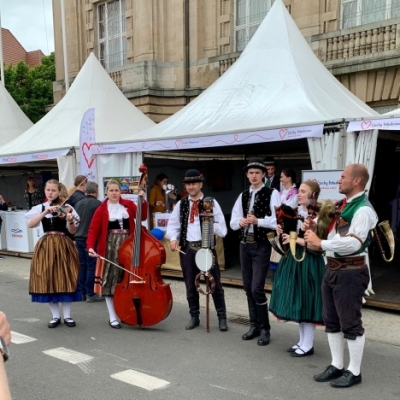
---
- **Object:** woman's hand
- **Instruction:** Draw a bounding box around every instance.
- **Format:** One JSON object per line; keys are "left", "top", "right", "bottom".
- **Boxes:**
{"left": 88, "top": 248, "right": 98, "bottom": 257}
{"left": 281, "top": 233, "right": 290, "bottom": 245}
{"left": 276, "top": 224, "right": 283, "bottom": 235}
{"left": 155, "top": 200, "right": 165, "bottom": 207}
{"left": 46, "top": 206, "right": 58, "bottom": 215}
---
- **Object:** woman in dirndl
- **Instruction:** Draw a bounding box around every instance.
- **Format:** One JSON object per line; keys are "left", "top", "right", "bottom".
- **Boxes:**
{"left": 25, "top": 179, "right": 81, "bottom": 328}
{"left": 87, "top": 179, "right": 147, "bottom": 329}
{"left": 269, "top": 180, "right": 329, "bottom": 357}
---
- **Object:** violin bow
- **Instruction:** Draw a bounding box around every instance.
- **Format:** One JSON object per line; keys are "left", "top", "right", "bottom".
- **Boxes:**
{"left": 86, "top": 251, "right": 145, "bottom": 283}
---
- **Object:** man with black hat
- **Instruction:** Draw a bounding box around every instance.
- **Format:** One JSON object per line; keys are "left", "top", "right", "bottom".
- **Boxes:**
{"left": 166, "top": 169, "right": 228, "bottom": 331}
{"left": 264, "top": 156, "right": 280, "bottom": 190}
{"left": 230, "top": 159, "right": 281, "bottom": 345}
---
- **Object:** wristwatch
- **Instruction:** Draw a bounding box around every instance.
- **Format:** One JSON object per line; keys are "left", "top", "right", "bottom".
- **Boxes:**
{"left": 0, "top": 336, "right": 9, "bottom": 362}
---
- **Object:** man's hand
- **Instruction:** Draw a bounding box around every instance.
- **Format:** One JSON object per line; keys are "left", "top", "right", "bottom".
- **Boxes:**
{"left": 170, "top": 240, "right": 178, "bottom": 252}
{"left": 239, "top": 218, "right": 249, "bottom": 228}
{"left": 0, "top": 312, "right": 11, "bottom": 346}
{"left": 304, "top": 230, "right": 322, "bottom": 251}
{"left": 246, "top": 214, "right": 258, "bottom": 225}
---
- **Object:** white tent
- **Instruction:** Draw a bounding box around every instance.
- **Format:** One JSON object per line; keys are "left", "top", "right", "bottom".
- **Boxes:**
{"left": 0, "top": 83, "right": 33, "bottom": 146}
{"left": 0, "top": 53, "right": 154, "bottom": 157}
{"left": 111, "top": 0, "right": 377, "bottom": 146}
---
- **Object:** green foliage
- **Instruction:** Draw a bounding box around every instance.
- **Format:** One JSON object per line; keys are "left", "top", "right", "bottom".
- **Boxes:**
{"left": 3, "top": 53, "right": 55, "bottom": 123}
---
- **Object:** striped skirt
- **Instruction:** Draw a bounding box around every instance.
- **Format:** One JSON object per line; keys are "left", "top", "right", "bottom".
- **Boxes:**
{"left": 269, "top": 246, "right": 325, "bottom": 324}
{"left": 29, "top": 233, "right": 80, "bottom": 303}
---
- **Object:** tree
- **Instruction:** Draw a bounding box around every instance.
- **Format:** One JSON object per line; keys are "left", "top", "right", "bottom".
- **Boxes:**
{"left": 4, "top": 53, "right": 55, "bottom": 123}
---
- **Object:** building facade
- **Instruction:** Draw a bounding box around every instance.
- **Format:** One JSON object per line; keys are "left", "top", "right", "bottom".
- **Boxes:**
{"left": 1, "top": 28, "right": 45, "bottom": 68}
{"left": 52, "top": 0, "right": 400, "bottom": 120}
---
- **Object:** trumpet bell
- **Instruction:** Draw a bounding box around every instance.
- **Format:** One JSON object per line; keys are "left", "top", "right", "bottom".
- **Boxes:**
{"left": 289, "top": 231, "right": 306, "bottom": 262}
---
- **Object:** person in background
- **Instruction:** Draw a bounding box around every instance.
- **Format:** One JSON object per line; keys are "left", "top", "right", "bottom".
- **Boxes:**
{"left": 0, "top": 195, "right": 8, "bottom": 260}
{"left": 167, "top": 169, "right": 228, "bottom": 331}
{"left": 149, "top": 173, "right": 177, "bottom": 229}
{"left": 68, "top": 175, "right": 87, "bottom": 208}
{"left": 0, "top": 311, "right": 12, "bottom": 400}
{"left": 87, "top": 180, "right": 147, "bottom": 329}
{"left": 74, "top": 182, "right": 103, "bottom": 302}
{"left": 264, "top": 156, "right": 281, "bottom": 190}
{"left": 25, "top": 179, "right": 81, "bottom": 329}
{"left": 230, "top": 159, "right": 281, "bottom": 346}
{"left": 23, "top": 177, "right": 44, "bottom": 210}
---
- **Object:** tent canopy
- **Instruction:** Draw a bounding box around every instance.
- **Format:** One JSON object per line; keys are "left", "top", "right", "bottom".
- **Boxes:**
{"left": 0, "top": 53, "right": 155, "bottom": 156}
{"left": 117, "top": 0, "right": 378, "bottom": 144}
{"left": 0, "top": 83, "right": 33, "bottom": 146}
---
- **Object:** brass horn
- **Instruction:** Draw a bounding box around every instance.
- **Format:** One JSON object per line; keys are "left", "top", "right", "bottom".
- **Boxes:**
{"left": 289, "top": 231, "right": 306, "bottom": 262}
{"left": 374, "top": 220, "right": 395, "bottom": 263}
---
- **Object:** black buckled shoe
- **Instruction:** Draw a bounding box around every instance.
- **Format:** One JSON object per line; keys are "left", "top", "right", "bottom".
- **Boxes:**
{"left": 48, "top": 318, "right": 61, "bottom": 328}
{"left": 218, "top": 318, "right": 228, "bottom": 331}
{"left": 330, "top": 370, "right": 362, "bottom": 388}
{"left": 185, "top": 317, "right": 200, "bottom": 330}
{"left": 64, "top": 318, "right": 76, "bottom": 327}
{"left": 314, "top": 365, "right": 344, "bottom": 382}
{"left": 257, "top": 329, "right": 270, "bottom": 346}
{"left": 109, "top": 320, "right": 121, "bottom": 329}
{"left": 287, "top": 345, "right": 299, "bottom": 353}
{"left": 242, "top": 324, "right": 260, "bottom": 340}
{"left": 291, "top": 347, "right": 314, "bottom": 357}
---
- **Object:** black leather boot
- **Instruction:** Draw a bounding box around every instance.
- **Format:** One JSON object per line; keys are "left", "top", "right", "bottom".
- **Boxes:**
{"left": 213, "top": 297, "right": 228, "bottom": 331}
{"left": 256, "top": 304, "right": 271, "bottom": 346}
{"left": 242, "top": 298, "right": 260, "bottom": 340}
{"left": 185, "top": 301, "right": 200, "bottom": 330}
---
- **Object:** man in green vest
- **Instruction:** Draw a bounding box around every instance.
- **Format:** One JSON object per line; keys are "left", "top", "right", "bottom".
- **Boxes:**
{"left": 304, "top": 164, "right": 378, "bottom": 389}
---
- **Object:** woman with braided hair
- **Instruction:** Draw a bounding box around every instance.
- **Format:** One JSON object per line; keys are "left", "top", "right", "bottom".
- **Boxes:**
{"left": 269, "top": 179, "right": 334, "bottom": 357}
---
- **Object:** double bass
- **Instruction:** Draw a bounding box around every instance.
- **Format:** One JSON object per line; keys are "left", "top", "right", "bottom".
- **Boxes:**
{"left": 114, "top": 165, "right": 173, "bottom": 327}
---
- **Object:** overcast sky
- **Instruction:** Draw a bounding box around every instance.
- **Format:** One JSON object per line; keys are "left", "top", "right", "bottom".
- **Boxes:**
{"left": 1, "top": 0, "right": 54, "bottom": 55}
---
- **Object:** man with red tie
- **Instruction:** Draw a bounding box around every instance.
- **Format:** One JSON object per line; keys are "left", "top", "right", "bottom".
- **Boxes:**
{"left": 305, "top": 164, "right": 378, "bottom": 388}
{"left": 167, "top": 169, "right": 228, "bottom": 331}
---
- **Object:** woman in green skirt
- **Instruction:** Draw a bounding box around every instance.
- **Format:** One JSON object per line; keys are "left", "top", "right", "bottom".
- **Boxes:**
{"left": 270, "top": 180, "right": 332, "bottom": 357}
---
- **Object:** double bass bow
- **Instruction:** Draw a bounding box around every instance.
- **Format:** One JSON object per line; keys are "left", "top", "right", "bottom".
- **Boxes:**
{"left": 114, "top": 164, "right": 173, "bottom": 327}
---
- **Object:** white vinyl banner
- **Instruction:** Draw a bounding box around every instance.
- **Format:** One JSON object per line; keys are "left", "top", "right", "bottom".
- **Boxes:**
{"left": 347, "top": 118, "right": 400, "bottom": 132}
{"left": 79, "top": 108, "right": 97, "bottom": 181}
{"left": 93, "top": 124, "right": 324, "bottom": 155}
{"left": 0, "top": 149, "right": 70, "bottom": 165}
{"left": 302, "top": 169, "right": 345, "bottom": 202}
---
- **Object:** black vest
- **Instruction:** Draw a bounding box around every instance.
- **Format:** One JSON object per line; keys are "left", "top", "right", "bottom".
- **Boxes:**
{"left": 241, "top": 187, "right": 274, "bottom": 242}
{"left": 41, "top": 204, "right": 69, "bottom": 234}
{"left": 179, "top": 197, "right": 205, "bottom": 248}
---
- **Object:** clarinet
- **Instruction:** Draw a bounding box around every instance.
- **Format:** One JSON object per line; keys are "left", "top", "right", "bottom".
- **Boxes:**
{"left": 241, "top": 192, "right": 255, "bottom": 244}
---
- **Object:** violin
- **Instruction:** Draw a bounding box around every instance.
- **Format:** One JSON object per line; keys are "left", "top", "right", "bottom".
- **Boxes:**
{"left": 114, "top": 164, "right": 173, "bottom": 327}
{"left": 50, "top": 199, "right": 80, "bottom": 223}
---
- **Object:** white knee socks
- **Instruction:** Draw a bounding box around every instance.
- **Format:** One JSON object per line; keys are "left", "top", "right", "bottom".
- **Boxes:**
{"left": 327, "top": 332, "right": 345, "bottom": 369}
{"left": 105, "top": 296, "right": 118, "bottom": 324}
{"left": 49, "top": 303, "right": 60, "bottom": 319}
{"left": 300, "top": 323, "right": 315, "bottom": 352}
{"left": 62, "top": 302, "right": 72, "bottom": 319}
{"left": 347, "top": 335, "right": 365, "bottom": 376}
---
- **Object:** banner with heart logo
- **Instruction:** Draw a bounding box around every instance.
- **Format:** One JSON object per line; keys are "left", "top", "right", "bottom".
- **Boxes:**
{"left": 79, "top": 108, "right": 97, "bottom": 181}
{"left": 347, "top": 117, "right": 400, "bottom": 132}
{"left": 0, "top": 148, "right": 69, "bottom": 165}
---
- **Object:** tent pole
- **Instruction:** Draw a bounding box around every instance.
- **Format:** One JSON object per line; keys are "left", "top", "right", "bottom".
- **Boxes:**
{"left": 0, "top": 1, "right": 5, "bottom": 86}
{"left": 60, "top": 0, "right": 69, "bottom": 92}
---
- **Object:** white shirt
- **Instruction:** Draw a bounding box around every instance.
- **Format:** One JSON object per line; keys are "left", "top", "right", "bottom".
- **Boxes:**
{"left": 280, "top": 185, "right": 298, "bottom": 209}
{"left": 166, "top": 196, "right": 227, "bottom": 242}
{"left": 321, "top": 192, "right": 378, "bottom": 257}
{"left": 108, "top": 202, "right": 129, "bottom": 228}
{"left": 25, "top": 202, "right": 79, "bottom": 228}
{"left": 230, "top": 186, "right": 281, "bottom": 232}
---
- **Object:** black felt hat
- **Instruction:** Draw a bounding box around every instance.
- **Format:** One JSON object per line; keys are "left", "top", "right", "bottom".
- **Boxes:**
{"left": 243, "top": 159, "right": 267, "bottom": 173}
{"left": 182, "top": 169, "right": 205, "bottom": 183}
{"left": 263, "top": 156, "right": 276, "bottom": 166}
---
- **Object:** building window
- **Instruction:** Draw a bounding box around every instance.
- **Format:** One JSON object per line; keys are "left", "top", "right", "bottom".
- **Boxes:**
{"left": 234, "top": 0, "right": 275, "bottom": 52}
{"left": 98, "top": 0, "right": 126, "bottom": 70}
{"left": 341, "top": 0, "right": 400, "bottom": 29}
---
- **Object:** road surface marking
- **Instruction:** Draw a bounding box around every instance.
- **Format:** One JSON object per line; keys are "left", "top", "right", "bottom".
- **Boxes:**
{"left": 111, "top": 369, "right": 170, "bottom": 391}
{"left": 11, "top": 331, "right": 37, "bottom": 344}
{"left": 43, "top": 347, "right": 94, "bottom": 364}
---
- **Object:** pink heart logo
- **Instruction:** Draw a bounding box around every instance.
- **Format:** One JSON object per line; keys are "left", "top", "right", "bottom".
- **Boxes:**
{"left": 175, "top": 139, "right": 182, "bottom": 148}
{"left": 361, "top": 120, "right": 372, "bottom": 130}
{"left": 82, "top": 142, "right": 95, "bottom": 169}
{"left": 279, "top": 128, "right": 288, "bottom": 139}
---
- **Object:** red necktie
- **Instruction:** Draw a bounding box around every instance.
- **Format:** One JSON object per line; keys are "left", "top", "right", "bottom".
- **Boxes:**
{"left": 189, "top": 200, "right": 200, "bottom": 223}
{"left": 328, "top": 197, "right": 347, "bottom": 233}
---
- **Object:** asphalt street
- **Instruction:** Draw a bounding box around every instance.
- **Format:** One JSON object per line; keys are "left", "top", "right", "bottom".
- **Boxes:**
{"left": 1, "top": 256, "right": 400, "bottom": 400}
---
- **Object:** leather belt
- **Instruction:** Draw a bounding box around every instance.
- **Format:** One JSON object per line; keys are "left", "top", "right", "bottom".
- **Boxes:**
{"left": 108, "top": 229, "right": 129, "bottom": 234}
{"left": 44, "top": 231, "right": 65, "bottom": 236}
{"left": 187, "top": 241, "right": 202, "bottom": 250}
{"left": 244, "top": 234, "right": 255, "bottom": 243}
{"left": 326, "top": 256, "right": 366, "bottom": 271}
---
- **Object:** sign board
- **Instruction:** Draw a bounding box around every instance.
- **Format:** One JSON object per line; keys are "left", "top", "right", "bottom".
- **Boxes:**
{"left": 153, "top": 213, "right": 171, "bottom": 232}
{"left": 302, "top": 170, "right": 345, "bottom": 202}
